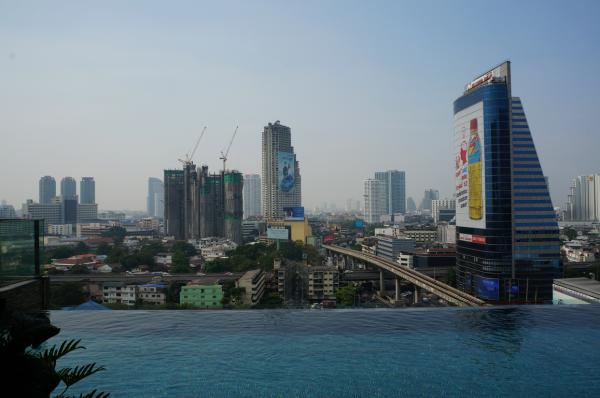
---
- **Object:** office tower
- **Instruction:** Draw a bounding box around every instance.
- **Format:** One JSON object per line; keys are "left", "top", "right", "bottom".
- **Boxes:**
{"left": 432, "top": 198, "right": 456, "bottom": 224}
{"left": 39, "top": 176, "right": 56, "bottom": 204}
{"left": 60, "top": 177, "right": 77, "bottom": 199}
{"left": 564, "top": 175, "right": 600, "bottom": 221}
{"left": 364, "top": 178, "right": 386, "bottom": 224}
{"left": 80, "top": 177, "right": 95, "bottom": 204}
{"left": 164, "top": 169, "right": 185, "bottom": 240}
{"left": 224, "top": 171, "right": 244, "bottom": 244}
{"left": 243, "top": 174, "right": 262, "bottom": 219}
{"left": 419, "top": 189, "right": 439, "bottom": 211}
{"left": 454, "top": 61, "right": 560, "bottom": 303}
{"left": 147, "top": 177, "right": 164, "bottom": 218}
{"left": 406, "top": 197, "right": 417, "bottom": 212}
{"left": 0, "top": 201, "right": 16, "bottom": 219}
{"left": 262, "top": 121, "right": 302, "bottom": 220}
{"left": 374, "top": 170, "right": 406, "bottom": 214}
{"left": 22, "top": 198, "right": 62, "bottom": 226}
{"left": 61, "top": 197, "right": 78, "bottom": 224}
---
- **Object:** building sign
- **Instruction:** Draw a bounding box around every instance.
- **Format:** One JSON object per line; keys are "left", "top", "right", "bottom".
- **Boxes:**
{"left": 354, "top": 219, "right": 365, "bottom": 228}
{"left": 459, "top": 233, "right": 486, "bottom": 244}
{"left": 475, "top": 276, "right": 499, "bottom": 300}
{"left": 278, "top": 151, "right": 296, "bottom": 192}
{"left": 464, "top": 62, "right": 509, "bottom": 92}
{"left": 284, "top": 207, "right": 304, "bottom": 220}
{"left": 454, "top": 101, "right": 486, "bottom": 229}
{"left": 323, "top": 234, "right": 334, "bottom": 244}
{"left": 267, "top": 226, "right": 290, "bottom": 241}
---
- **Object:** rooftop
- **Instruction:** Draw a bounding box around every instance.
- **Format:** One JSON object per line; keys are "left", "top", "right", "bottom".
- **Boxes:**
{"left": 554, "top": 278, "right": 600, "bottom": 300}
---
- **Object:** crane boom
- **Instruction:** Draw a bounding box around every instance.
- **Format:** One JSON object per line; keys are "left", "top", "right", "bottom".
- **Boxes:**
{"left": 189, "top": 126, "right": 207, "bottom": 161}
{"left": 220, "top": 125, "right": 239, "bottom": 172}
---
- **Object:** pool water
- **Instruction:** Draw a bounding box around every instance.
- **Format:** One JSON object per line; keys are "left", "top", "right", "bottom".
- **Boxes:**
{"left": 49, "top": 305, "right": 600, "bottom": 397}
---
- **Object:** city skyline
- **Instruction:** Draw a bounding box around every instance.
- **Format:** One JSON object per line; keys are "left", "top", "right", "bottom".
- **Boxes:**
{"left": 1, "top": 1, "right": 599, "bottom": 210}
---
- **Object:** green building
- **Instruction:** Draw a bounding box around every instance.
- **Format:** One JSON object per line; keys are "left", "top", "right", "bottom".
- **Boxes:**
{"left": 180, "top": 284, "right": 223, "bottom": 309}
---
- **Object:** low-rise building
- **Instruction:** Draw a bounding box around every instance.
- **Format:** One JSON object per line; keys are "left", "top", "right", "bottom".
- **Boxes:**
{"left": 180, "top": 283, "right": 223, "bottom": 308}
{"left": 307, "top": 266, "right": 339, "bottom": 301}
{"left": 154, "top": 253, "right": 173, "bottom": 266}
{"left": 236, "top": 269, "right": 266, "bottom": 306}
{"left": 375, "top": 235, "right": 416, "bottom": 262}
{"left": 52, "top": 253, "right": 99, "bottom": 271}
{"left": 138, "top": 283, "right": 167, "bottom": 305}
{"left": 102, "top": 282, "right": 137, "bottom": 306}
{"left": 402, "top": 229, "right": 438, "bottom": 244}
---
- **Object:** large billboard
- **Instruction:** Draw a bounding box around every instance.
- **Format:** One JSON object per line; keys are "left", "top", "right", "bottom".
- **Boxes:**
{"left": 474, "top": 276, "right": 499, "bottom": 301}
{"left": 284, "top": 207, "right": 304, "bottom": 220}
{"left": 454, "top": 101, "right": 486, "bottom": 229}
{"left": 267, "top": 226, "right": 290, "bottom": 241}
{"left": 278, "top": 152, "right": 296, "bottom": 193}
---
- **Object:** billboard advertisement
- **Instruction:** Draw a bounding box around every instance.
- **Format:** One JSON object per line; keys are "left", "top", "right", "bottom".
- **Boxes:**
{"left": 278, "top": 151, "right": 296, "bottom": 192}
{"left": 267, "top": 226, "right": 290, "bottom": 241}
{"left": 454, "top": 101, "right": 486, "bottom": 229}
{"left": 474, "top": 276, "right": 499, "bottom": 301}
{"left": 354, "top": 219, "right": 365, "bottom": 228}
{"left": 284, "top": 207, "right": 304, "bottom": 220}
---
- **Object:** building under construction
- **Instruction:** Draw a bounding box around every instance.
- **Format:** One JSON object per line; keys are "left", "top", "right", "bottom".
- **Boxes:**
{"left": 164, "top": 163, "right": 243, "bottom": 244}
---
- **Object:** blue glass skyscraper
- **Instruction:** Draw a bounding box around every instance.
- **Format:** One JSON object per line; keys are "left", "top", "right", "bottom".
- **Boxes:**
{"left": 453, "top": 61, "right": 560, "bottom": 303}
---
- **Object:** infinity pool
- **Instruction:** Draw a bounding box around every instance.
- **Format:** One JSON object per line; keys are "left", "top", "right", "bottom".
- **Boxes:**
{"left": 49, "top": 306, "right": 600, "bottom": 397}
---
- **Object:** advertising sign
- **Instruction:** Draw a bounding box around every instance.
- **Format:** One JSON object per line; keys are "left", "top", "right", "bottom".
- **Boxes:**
{"left": 459, "top": 233, "right": 486, "bottom": 244}
{"left": 267, "top": 226, "right": 290, "bottom": 241}
{"left": 284, "top": 207, "right": 304, "bottom": 220}
{"left": 323, "top": 235, "right": 334, "bottom": 244}
{"left": 354, "top": 219, "right": 365, "bottom": 228}
{"left": 454, "top": 101, "right": 486, "bottom": 229}
{"left": 464, "top": 62, "right": 510, "bottom": 92}
{"left": 278, "top": 152, "right": 296, "bottom": 192}
{"left": 474, "top": 276, "right": 499, "bottom": 301}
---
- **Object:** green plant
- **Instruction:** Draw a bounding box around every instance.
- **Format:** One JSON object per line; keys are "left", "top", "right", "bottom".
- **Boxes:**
{"left": 0, "top": 308, "right": 109, "bottom": 397}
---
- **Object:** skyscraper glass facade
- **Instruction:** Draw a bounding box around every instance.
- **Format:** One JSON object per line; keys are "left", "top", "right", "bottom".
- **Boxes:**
{"left": 453, "top": 62, "right": 560, "bottom": 303}
{"left": 80, "top": 177, "right": 95, "bottom": 204}
{"left": 39, "top": 176, "right": 56, "bottom": 204}
{"left": 374, "top": 170, "right": 406, "bottom": 214}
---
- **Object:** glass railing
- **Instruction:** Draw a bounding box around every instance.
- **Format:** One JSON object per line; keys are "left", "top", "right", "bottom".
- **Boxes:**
{"left": 0, "top": 219, "right": 44, "bottom": 284}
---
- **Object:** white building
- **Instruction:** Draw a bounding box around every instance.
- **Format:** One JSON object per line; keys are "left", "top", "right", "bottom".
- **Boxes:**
{"left": 432, "top": 198, "right": 456, "bottom": 224}
{"left": 102, "top": 282, "right": 138, "bottom": 306}
{"left": 47, "top": 224, "right": 74, "bottom": 236}
{"left": 437, "top": 222, "right": 456, "bottom": 244}
{"left": 243, "top": 174, "right": 262, "bottom": 219}
{"left": 364, "top": 178, "right": 386, "bottom": 224}
{"left": 262, "top": 121, "right": 302, "bottom": 220}
{"left": 138, "top": 284, "right": 167, "bottom": 305}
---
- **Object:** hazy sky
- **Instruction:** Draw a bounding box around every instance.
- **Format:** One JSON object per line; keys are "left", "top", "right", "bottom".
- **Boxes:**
{"left": 1, "top": 0, "right": 599, "bottom": 211}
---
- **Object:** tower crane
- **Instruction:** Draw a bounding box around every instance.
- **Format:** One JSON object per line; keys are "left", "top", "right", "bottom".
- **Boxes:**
{"left": 220, "top": 125, "right": 239, "bottom": 172}
{"left": 178, "top": 126, "right": 207, "bottom": 166}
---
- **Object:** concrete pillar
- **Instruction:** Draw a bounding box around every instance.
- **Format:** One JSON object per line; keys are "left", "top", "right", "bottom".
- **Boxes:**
{"left": 395, "top": 278, "right": 400, "bottom": 302}
{"left": 414, "top": 285, "right": 419, "bottom": 304}
{"left": 379, "top": 270, "right": 385, "bottom": 295}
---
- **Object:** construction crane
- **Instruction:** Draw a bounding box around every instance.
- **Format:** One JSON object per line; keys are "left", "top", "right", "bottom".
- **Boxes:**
{"left": 220, "top": 125, "right": 238, "bottom": 172}
{"left": 178, "top": 126, "right": 207, "bottom": 166}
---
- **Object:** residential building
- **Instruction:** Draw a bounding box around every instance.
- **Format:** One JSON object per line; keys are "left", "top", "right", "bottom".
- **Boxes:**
{"left": 78, "top": 203, "right": 98, "bottom": 223}
{"left": 236, "top": 269, "right": 266, "bottom": 306}
{"left": 180, "top": 283, "right": 223, "bottom": 308}
{"left": 364, "top": 178, "right": 386, "bottom": 224}
{"left": 147, "top": 177, "right": 164, "bottom": 218}
{"left": 80, "top": 177, "right": 95, "bottom": 205}
{"left": 432, "top": 199, "right": 456, "bottom": 224}
{"left": 22, "top": 199, "right": 62, "bottom": 226}
{"left": 437, "top": 222, "right": 456, "bottom": 244}
{"left": 262, "top": 121, "right": 302, "bottom": 220}
{"left": 403, "top": 229, "right": 438, "bottom": 244}
{"left": 60, "top": 177, "right": 77, "bottom": 199}
{"left": 374, "top": 170, "right": 406, "bottom": 214}
{"left": 39, "top": 176, "right": 56, "bottom": 204}
{"left": 138, "top": 284, "right": 167, "bottom": 305}
{"left": 454, "top": 61, "right": 560, "bottom": 303}
{"left": 164, "top": 169, "right": 185, "bottom": 240}
{"left": 243, "top": 174, "right": 262, "bottom": 219}
{"left": 47, "top": 224, "right": 73, "bottom": 236}
{"left": 102, "top": 282, "right": 138, "bottom": 306}
{"left": 307, "top": 266, "right": 339, "bottom": 301}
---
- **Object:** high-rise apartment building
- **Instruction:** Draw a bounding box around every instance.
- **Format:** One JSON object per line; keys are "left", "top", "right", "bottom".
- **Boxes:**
{"left": 420, "top": 189, "right": 439, "bottom": 211}
{"left": 243, "top": 174, "right": 261, "bottom": 219}
{"left": 364, "top": 178, "right": 386, "bottom": 224}
{"left": 60, "top": 177, "right": 77, "bottom": 199}
{"left": 147, "top": 177, "right": 164, "bottom": 218}
{"left": 80, "top": 177, "right": 95, "bottom": 204}
{"left": 564, "top": 174, "right": 600, "bottom": 221}
{"left": 0, "top": 201, "right": 16, "bottom": 219}
{"left": 262, "top": 121, "right": 302, "bottom": 220}
{"left": 39, "top": 176, "right": 56, "bottom": 204}
{"left": 374, "top": 170, "right": 406, "bottom": 214}
{"left": 164, "top": 169, "right": 185, "bottom": 240}
{"left": 454, "top": 61, "right": 560, "bottom": 303}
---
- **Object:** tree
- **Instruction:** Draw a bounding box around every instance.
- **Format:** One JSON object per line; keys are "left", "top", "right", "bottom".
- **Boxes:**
{"left": 336, "top": 285, "right": 358, "bottom": 306}
{"left": 69, "top": 264, "right": 90, "bottom": 274}
{"left": 96, "top": 242, "right": 111, "bottom": 256}
{"left": 101, "top": 226, "right": 127, "bottom": 244}
{"left": 563, "top": 228, "right": 577, "bottom": 241}
{"left": 74, "top": 241, "right": 90, "bottom": 254}
{"left": 171, "top": 250, "right": 192, "bottom": 273}
{"left": 172, "top": 241, "right": 197, "bottom": 257}
{"left": 49, "top": 246, "right": 75, "bottom": 260}
{"left": 51, "top": 282, "right": 86, "bottom": 307}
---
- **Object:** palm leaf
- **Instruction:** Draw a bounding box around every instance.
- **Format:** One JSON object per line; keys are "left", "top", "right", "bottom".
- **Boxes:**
{"left": 57, "top": 363, "right": 106, "bottom": 387}
{"left": 76, "top": 389, "right": 111, "bottom": 398}
{"left": 40, "top": 339, "right": 85, "bottom": 367}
